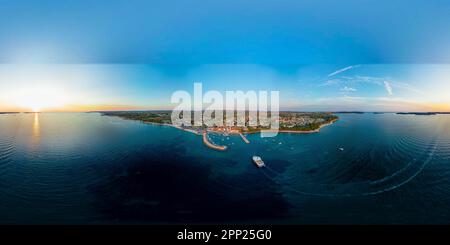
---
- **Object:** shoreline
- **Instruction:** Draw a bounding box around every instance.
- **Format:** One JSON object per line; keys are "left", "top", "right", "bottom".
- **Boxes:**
{"left": 242, "top": 118, "right": 338, "bottom": 135}
{"left": 104, "top": 114, "right": 338, "bottom": 151}
{"left": 283, "top": 118, "right": 338, "bottom": 133}
{"left": 112, "top": 115, "right": 338, "bottom": 136}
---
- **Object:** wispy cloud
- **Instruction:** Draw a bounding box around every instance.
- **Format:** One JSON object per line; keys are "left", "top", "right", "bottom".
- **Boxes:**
{"left": 327, "top": 65, "right": 361, "bottom": 77}
{"left": 318, "top": 79, "right": 341, "bottom": 87}
{"left": 337, "top": 75, "right": 420, "bottom": 96}
{"left": 352, "top": 75, "right": 384, "bottom": 84}
{"left": 384, "top": 81, "right": 393, "bottom": 95}
{"left": 302, "top": 96, "right": 434, "bottom": 112}
{"left": 340, "top": 86, "right": 357, "bottom": 92}
{"left": 390, "top": 81, "right": 422, "bottom": 94}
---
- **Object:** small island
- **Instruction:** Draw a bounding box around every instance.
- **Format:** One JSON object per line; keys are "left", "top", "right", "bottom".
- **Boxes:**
{"left": 333, "top": 111, "right": 365, "bottom": 114}
{"left": 397, "top": 112, "right": 438, "bottom": 115}
{"left": 0, "top": 112, "right": 20, "bottom": 115}
{"left": 100, "top": 111, "right": 339, "bottom": 151}
{"left": 396, "top": 112, "right": 450, "bottom": 115}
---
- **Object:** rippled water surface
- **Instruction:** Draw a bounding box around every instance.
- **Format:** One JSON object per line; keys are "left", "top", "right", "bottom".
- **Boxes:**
{"left": 1, "top": 112, "right": 450, "bottom": 224}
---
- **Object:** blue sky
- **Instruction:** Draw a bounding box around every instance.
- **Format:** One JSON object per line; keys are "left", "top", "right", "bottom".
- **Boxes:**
{"left": 0, "top": 0, "right": 449, "bottom": 63}
{"left": 0, "top": 1, "right": 449, "bottom": 111}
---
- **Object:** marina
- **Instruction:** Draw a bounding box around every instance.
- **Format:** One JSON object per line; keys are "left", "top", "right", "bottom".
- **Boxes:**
{"left": 202, "top": 132, "right": 227, "bottom": 151}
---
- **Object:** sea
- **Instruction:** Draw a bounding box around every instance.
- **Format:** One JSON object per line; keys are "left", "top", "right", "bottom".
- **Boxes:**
{"left": 0, "top": 112, "right": 450, "bottom": 224}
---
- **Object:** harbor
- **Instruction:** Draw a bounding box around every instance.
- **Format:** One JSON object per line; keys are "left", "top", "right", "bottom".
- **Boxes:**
{"left": 202, "top": 132, "right": 227, "bottom": 151}
{"left": 201, "top": 129, "right": 251, "bottom": 151}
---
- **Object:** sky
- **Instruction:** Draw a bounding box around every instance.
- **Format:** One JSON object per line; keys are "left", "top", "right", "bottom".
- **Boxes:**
{"left": 1, "top": 64, "right": 449, "bottom": 112}
{"left": 0, "top": 0, "right": 449, "bottom": 112}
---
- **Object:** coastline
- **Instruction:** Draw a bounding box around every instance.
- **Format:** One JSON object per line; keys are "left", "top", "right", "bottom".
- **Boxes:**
{"left": 164, "top": 118, "right": 338, "bottom": 150}
{"left": 104, "top": 114, "right": 338, "bottom": 151}
{"left": 242, "top": 118, "right": 338, "bottom": 135}
{"left": 109, "top": 114, "right": 338, "bottom": 136}
{"left": 140, "top": 121, "right": 202, "bottom": 135}
{"left": 281, "top": 118, "right": 338, "bottom": 133}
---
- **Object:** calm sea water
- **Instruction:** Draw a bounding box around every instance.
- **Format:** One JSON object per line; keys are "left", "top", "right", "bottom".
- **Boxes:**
{"left": 0, "top": 112, "right": 450, "bottom": 224}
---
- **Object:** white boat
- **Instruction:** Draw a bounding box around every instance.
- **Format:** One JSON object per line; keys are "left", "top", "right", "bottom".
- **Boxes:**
{"left": 252, "top": 156, "right": 265, "bottom": 168}
{"left": 338, "top": 147, "right": 344, "bottom": 151}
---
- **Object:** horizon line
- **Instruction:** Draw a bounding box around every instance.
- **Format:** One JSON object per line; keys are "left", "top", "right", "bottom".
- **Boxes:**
{"left": 3, "top": 110, "right": 450, "bottom": 114}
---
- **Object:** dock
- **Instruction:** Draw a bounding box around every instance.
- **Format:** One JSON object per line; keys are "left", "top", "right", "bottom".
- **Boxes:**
{"left": 239, "top": 132, "right": 250, "bottom": 144}
{"left": 202, "top": 132, "right": 227, "bottom": 151}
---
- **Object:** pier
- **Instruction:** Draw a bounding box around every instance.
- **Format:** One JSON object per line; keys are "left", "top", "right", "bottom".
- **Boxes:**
{"left": 239, "top": 132, "right": 250, "bottom": 144}
{"left": 202, "top": 132, "right": 227, "bottom": 151}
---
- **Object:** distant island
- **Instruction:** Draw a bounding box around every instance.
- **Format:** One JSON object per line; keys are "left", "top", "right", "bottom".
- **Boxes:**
{"left": 397, "top": 112, "right": 437, "bottom": 115}
{"left": 396, "top": 112, "right": 450, "bottom": 115}
{"left": 0, "top": 112, "right": 19, "bottom": 114}
{"left": 333, "top": 111, "right": 365, "bottom": 114}
{"left": 333, "top": 111, "right": 450, "bottom": 115}
{"left": 100, "top": 111, "right": 339, "bottom": 151}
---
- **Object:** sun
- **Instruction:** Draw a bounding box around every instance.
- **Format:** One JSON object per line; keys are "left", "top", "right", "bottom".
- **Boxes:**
{"left": 11, "top": 86, "right": 68, "bottom": 112}
{"left": 31, "top": 106, "right": 42, "bottom": 113}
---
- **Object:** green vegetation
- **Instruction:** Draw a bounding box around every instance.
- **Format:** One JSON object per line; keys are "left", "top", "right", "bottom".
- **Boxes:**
{"left": 101, "top": 111, "right": 172, "bottom": 124}
{"left": 278, "top": 112, "right": 338, "bottom": 131}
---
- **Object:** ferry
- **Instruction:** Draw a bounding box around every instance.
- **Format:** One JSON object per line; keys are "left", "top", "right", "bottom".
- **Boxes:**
{"left": 252, "top": 156, "right": 265, "bottom": 168}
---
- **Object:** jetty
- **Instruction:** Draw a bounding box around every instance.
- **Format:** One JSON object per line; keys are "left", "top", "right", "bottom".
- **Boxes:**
{"left": 239, "top": 132, "right": 250, "bottom": 144}
{"left": 202, "top": 132, "right": 227, "bottom": 151}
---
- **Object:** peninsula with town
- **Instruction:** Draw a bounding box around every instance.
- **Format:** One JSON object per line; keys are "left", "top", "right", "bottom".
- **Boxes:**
{"left": 101, "top": 111, "right": 338, "bottom": 151}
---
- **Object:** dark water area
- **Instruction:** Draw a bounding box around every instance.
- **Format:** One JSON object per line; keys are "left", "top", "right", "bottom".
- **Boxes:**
{"left": 0, "top": 112, "right": 450, "bottom": 224}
